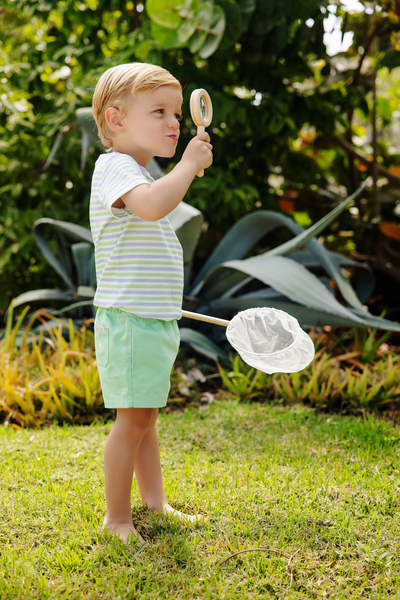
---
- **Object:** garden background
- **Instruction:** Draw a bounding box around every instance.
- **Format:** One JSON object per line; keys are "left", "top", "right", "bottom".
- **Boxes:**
{"left": 2, "top": 0, "right": 400, "bottom": 421}
{"left": 3, "top": 2, "right": 400, "bottom": 598}
{"left": 2, "top": 0, "right": 400, "bottom": 319}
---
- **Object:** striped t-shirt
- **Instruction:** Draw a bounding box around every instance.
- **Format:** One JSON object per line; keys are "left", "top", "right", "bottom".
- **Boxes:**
{"left": 89, "top": 151, "right": 183, "bottom": 320}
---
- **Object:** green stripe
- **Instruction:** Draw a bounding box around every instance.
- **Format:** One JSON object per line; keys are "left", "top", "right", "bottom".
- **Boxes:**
{"left": 97, "top": 296, "right": 182, "bottom": 301}
{"left": 101, "top": 273, "right": 181, "bottom": 279}
{"left": 95, "top": 242, "right": 181, "bottom": 248}
{"left": 108, "top": 262, "right": 182, "bottom": 267}
{"left": 102, "top": 250, "right": 182, "bottom": 255}
{"left": 99, "top": 284, "right": 182, "bottom": 289}
{"left": 96, "top": 247, "right": 182, "bottom": 253}
{"left": 110, "top": 223, "right": 173, "bottom": 230}
{"left": 116, "top": 236, "right": 178, "bottom": 241}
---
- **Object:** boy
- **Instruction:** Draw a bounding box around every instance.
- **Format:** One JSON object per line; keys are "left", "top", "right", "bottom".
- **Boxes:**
{"left": 90, "top": 63, "right": 212, "bottom": 543}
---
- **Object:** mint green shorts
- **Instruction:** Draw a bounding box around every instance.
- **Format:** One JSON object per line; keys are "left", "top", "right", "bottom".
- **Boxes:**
{"left": 94, "top": 307, "right": 180, "bottom": 409}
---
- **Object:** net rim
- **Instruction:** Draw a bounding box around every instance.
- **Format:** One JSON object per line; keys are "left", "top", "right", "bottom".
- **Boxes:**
{"left": 226, "top": 307, "right": 303, "bottom": 358}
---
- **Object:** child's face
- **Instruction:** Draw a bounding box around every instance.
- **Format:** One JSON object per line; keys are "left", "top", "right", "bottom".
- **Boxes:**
{"left": 114, "top": 85, "right": 183, "bottom": 166}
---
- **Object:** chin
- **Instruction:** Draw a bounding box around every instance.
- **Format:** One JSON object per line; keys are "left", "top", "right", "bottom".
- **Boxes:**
{"left": 157, "top": 150, "right": 176, "bottom": 158}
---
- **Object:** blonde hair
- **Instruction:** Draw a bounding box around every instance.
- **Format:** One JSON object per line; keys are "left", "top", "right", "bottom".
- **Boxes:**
{"left": 92, "top": 62, "right": 182, "bottom": 148}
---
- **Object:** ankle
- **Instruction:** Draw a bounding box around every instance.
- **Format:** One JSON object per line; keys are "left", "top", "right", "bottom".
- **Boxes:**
{"left": 104, "top": 514, "right": 133, "bottom": 527}
{"left": 145, "top": 500, "right": 169, "bottom": 513}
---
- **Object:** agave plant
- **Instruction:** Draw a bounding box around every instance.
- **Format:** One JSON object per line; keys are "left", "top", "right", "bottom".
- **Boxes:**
{"left": 9, "top": 218, "right": 96, "bottom": 320}
{"left": 12, "top": 108, "right": 399, "bottom": 360}
{"left": 10, "top": 177, "right": 400, "bottom": 360}
{"left": 73, "top": 107, "right": 391, "bottom": 335}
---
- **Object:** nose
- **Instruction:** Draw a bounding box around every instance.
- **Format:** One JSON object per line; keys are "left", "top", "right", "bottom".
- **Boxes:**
{"left": 168, "top": 118, "right": 180, "bottom": 130}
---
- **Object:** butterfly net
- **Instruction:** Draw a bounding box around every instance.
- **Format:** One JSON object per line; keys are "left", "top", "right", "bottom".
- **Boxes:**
{"left": 226, "top": 308, "right": 315, "bottom": 374}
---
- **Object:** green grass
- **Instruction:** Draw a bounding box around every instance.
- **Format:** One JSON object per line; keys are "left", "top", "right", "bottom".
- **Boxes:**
{"left": 1, "top": 400, "right": 400, "bottom": 599}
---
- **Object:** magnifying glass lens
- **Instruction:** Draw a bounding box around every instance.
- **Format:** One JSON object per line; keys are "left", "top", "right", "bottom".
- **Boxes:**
{"left": 200, "top": 97, "right": 207, "bottom": 120}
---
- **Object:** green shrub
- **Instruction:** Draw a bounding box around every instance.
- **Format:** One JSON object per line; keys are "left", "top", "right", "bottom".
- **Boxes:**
{"left": 2, "top": 304, "right": 399, "bottom": 428}
{"left": 0, "top": 306, "right": 202, "bottom": 428}
{"left": 217, "top": 328, "right": 400, "bottom": 412}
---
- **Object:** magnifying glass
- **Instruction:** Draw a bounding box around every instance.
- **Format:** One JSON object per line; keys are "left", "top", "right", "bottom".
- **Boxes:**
{"left": 190, "top": 88, "right": 213, "bottom": 178}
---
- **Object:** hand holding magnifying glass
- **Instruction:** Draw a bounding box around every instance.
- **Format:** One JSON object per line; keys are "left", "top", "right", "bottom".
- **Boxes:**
{"left": 190, "top": 89, "right": 213, "bottom": 178}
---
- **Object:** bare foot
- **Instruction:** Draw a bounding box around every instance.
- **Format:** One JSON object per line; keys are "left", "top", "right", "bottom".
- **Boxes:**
{"left": 151, "top": 503, "right": 206, "bottom": 523}
{"left": 102, "top": 518, "right": 145, "bottom": 544}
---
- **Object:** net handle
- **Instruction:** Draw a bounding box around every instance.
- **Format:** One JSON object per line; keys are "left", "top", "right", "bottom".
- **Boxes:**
{"left": 181, "top": 309, "right": 229, "bottom": 327}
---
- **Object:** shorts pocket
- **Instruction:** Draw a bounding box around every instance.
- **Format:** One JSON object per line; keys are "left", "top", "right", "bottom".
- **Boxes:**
{"left": 94, "top": 322, "right": 109, "bottom": 367}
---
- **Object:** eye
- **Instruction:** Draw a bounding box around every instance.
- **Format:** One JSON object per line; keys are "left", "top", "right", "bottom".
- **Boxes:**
{"left": 155, "top": 108, "right": 164, "bottom": 114}
{"left": 175, "top": 114, "right": 183, "bottom": 122}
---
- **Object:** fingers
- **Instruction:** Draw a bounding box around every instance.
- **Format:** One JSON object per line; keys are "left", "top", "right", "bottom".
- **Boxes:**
{"left": 196, "top": 136, "right": 212, "bottom": 151}
{"left": 182, "top": 133, "right": 213, "bottom": 171}
{"left": 197, "top": 132, "right": 211, "bottom": 143}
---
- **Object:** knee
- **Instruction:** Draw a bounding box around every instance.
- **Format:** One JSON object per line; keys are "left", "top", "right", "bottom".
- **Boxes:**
{"left": 116, "top": 407, "right": 158, "bottom": 435}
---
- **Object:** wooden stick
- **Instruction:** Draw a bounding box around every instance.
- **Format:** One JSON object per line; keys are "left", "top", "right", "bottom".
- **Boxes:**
{"left": 181, "top": 309, "right": 229, "bottom": 327}
{"left": 197, "top": 125, "right": 205, "bottom": 177}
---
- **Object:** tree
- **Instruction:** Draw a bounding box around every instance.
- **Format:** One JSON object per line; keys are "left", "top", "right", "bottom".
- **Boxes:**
{"left": 2, "top": 0, "right": 400, "bottom": 320}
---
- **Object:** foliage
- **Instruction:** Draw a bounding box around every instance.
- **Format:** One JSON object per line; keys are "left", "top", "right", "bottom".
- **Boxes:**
{"left": 1, "top": 306, "right": 103, "bottom": 427}
{"left": 6, "top": 216, "right": 98, "bottom": 324}
{"left": 9, "top": 177, "right": 400, "bottom": 363}
{"left": 0, "top": 304, "right": 203, "bottom": 428}
{"left": 4, "top": 1, "right": 400, "bottom": 315}
{"left": 217, "top": 326, "right": 400, "bottom": 412}
{"left": 2, "top": 300, "right": 400, "bottom": 428}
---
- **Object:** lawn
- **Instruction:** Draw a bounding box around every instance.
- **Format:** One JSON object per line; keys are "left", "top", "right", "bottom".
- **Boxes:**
{"left": 1, "top": 399, "right": 400, "bottom": 599}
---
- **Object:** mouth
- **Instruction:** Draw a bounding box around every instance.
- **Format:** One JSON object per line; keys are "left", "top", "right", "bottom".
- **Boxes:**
{"left": 167, "top": 135, "right": 178, "bottom": 141}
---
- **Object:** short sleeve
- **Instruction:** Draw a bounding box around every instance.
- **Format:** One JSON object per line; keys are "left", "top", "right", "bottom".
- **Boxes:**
{"left": 98, "top": 153, "right": 151, "bottom": 218}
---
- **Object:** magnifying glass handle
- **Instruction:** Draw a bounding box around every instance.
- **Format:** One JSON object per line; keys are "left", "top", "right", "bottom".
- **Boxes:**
{"left": 197, "top": 125, "right": 205, "bottom": 178}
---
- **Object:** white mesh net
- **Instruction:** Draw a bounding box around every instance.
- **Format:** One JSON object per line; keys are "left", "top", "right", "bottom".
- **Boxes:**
{"left": 226, "top": 308, "right": 315, "bottom": 374}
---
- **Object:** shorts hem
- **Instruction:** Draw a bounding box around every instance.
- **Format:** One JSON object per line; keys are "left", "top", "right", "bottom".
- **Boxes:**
{"left": 104, "top": 398, "right": 168, "bottom": 409}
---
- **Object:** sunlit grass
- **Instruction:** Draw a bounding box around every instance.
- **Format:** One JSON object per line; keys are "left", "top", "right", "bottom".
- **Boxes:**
{"left": 1, "top": 400, "right": 400, "bottom": 599}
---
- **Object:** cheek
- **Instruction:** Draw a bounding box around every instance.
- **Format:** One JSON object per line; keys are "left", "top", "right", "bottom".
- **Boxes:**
{"left": 148, "top": 119, "right": 164, "bottom": 133}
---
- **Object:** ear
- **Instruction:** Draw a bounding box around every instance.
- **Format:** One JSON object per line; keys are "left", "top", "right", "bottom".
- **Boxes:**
{"left": 105, "top": 107, "right": 125, "bottom": 134}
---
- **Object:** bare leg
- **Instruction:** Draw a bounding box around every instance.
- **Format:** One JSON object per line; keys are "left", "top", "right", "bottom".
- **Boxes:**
{"left": 103, "top": 407, "right": 158, "bottom": 543}
{"left": 135, "top": 417, "right": 204, "bottom": 522}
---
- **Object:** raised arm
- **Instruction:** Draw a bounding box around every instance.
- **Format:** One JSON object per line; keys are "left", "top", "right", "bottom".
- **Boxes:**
{"left": 117, "top": 133, "right": 212, "bottom": 221}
